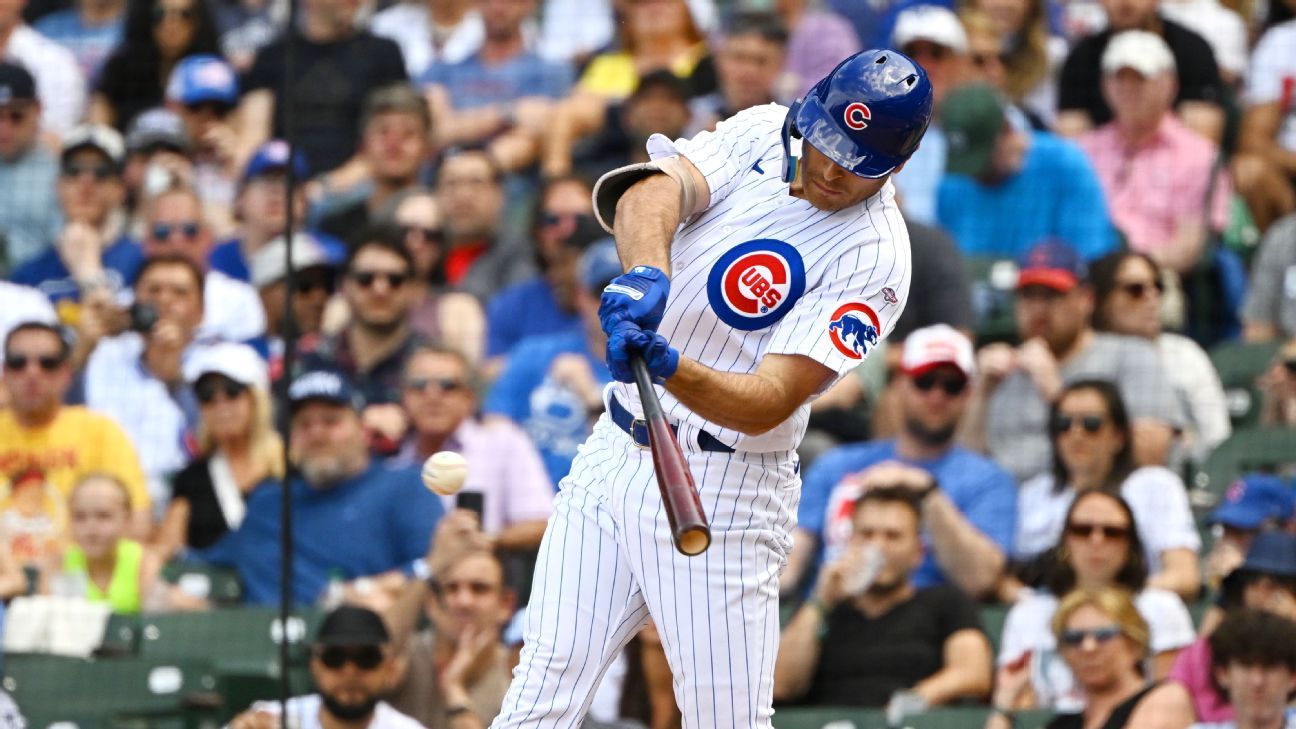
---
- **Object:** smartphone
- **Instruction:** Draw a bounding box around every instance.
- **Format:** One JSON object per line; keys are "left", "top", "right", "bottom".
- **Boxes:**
{"left": 456, "top": 490, "right": 485, "bottom": 519}
{"left": 128, "top": 302, "right": 159, "bottom": 333}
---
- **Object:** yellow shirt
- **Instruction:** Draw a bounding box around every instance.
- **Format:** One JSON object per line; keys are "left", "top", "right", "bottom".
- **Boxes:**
{"left": 577, "top": 44, "right": 709, "bottom": 100}
{"left": 0, "top": 407, "right": 151, "bottom": 513}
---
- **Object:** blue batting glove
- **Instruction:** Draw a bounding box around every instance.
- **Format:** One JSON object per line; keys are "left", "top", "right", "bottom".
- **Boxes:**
{"left": 606, "top": 321, "right": 679, "bottom": 384}
{"left": 598, "top": 265, "right": 670, "bottom": 334}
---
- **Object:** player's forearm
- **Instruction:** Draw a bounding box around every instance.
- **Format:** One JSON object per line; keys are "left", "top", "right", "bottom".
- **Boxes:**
{"left": 494, "top": 520, "right": 548, "bottom": 551}
{"left": 772, "top": 604, "right": 825, "bottom": 701}
{"left": 665, "top": 357, "right": 807, "bottom": 436}
{"left": 613, "top": 175, "right": 684, "bottom": 274}
{"left": 922, "top": 493, "right": 1006, "bottom": 599}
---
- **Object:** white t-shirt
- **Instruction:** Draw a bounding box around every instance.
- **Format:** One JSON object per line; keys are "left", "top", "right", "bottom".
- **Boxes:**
{"left": 998, "top": 587, "right": 1195, "bottom": 713}
{"left": 197, "top": 270, "right": 267, "bottom": 344}
{"left": 1246, "top": 20, "right": 1296, "bottom": 153}
{"left": 1157, "top": 332, "right": 1231, "bottom": 463}
{"left": 368, "top": 5, "right": 483, "bottom": 78}
{"left": 1015, "top": 467, "right": 1201, "bottom": 572}
{"left": 1159, "top": 0, "right": 1248, "bottom": 78}
{"left": 245, "top": 694, "right": 426, "bottom": 729}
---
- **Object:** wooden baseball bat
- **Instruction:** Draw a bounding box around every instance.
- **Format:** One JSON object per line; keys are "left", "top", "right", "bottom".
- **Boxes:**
{"left": 630, "top": 357, "right": 711, "bottom": 556}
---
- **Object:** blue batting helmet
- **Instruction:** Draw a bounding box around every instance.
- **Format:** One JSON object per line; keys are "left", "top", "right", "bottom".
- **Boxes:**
{"left": 782, "top": 50, "right": 934, "bottom": 181}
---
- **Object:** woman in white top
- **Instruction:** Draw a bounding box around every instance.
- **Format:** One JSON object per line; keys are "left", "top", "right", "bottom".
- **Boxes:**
{"left": 1000, "top": 489, "right": 1196, "bottom": 713}
{"left": 1014, "top": 379, "right": 1201, "bottom": 600}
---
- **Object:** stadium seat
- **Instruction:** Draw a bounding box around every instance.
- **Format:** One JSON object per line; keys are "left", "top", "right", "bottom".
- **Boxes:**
{"left": 979, "top": 605, "right": 1010, "bottom": 657}
{"left": 965, "top": 257, "right": 1019, "bottom": 346}
{"left": 771, "top": 706, "right": 1053, "bottom": 729}
{"left": 3, "top": 653, "right": 220, "bottom": 726}
{"left": 160, "top": 562, "right": 244, "bottom": 606}
{"left": 97, "top": 613, "right": 141, "bottom": 657}
{"left": 137, "top": 607, "right": 322, "bottom": 667}
{"left": 1198, "top": 428, "right": 1296, "bottom": 506}
{"left": 1208, "top": 340, "right": 1281, "bottom": 429}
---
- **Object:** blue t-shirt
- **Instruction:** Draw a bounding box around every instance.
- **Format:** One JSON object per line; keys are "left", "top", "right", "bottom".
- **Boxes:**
{"left": 483, "top": 330, "right": 610, "bottom": 485}
{"left": 798, "top": 439, "right": 1018, "bottom": 589}
{"left": 10, "top": 236, "right": 143, "bottom": 305}
{"left": 199, "top": 462, "right": 443, "bottom": 605}
{"left": 419, "top": 50, "right": 573, "bottom": 109}
{"left": 33, "top": 9, "right": 124, "bottom": 81}
{"left": 485, "top": 276, "right": 582, "bottom": 358}
{"left": 937, "top": 131, "right": 1117, "bottom": 260}
{"left": 208, "top": 234, "right": 346, "bottom": 284}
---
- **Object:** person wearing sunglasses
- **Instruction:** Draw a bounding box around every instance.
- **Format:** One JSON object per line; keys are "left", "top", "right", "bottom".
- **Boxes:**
{"left": 1258, "top": 339, "right": 1296, "bottom": 428}
{"left": 229, "top": 605, "right": 425, "bottom": 729}
{"left": 987, "top": 585, "right": 1195, "bottom": 729}
{"left": 163, "top": 55, "right": 240, "bottom": 225}
{"left": 10, "top": 124, "right": 144, "bottom": 311}
{"left": 152, "top": 342, "right": 281, "bottom": 560}
{"left": 1090, "top": 250, "right": 1231, "bottom": 467}
{"left": 1200, "top": 474, "right": 1295, "bottom": 593}
{"left": 0, "top": 321, "right": 152, "bottom": 541}
{"left": 397, "top": 344, "right": 552, "bottom": 551}
{"left": 0, "top": 62, "right": 62, "bottom": 275}
{"left": 249, "top": 231, "right": 339, "bottom": 371}
{"left": 788, "top": 324, "right": 1017, "bottom": 600}
{"left": 1014, "top": 379, "right": 1201, "bottom": 601}
{"left": 998, "top": 491, "right": 1196, "bottom": 714}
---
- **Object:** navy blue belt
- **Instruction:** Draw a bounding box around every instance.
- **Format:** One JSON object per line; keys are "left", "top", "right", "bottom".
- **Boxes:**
{"left": 608, "top": 395, "right": 734, "bottom": 453}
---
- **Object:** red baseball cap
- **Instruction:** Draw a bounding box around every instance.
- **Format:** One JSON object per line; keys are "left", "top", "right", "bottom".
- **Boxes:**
{"left": 1016, "top": 239, "right": 1087, "bottom": 293}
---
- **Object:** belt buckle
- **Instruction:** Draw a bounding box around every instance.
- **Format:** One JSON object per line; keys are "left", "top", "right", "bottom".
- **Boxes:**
{"left": 629, "top": 418, "right": 651, "bottom": 449}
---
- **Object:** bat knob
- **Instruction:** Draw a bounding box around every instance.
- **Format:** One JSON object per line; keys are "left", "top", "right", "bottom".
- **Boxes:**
{"left": 677, "top": 527, "right": 712, "bottom": 556}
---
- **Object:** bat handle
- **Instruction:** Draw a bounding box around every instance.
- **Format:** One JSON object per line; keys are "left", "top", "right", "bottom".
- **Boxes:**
{"left": 630, "top": 357, "right": 661, "bottom": 418}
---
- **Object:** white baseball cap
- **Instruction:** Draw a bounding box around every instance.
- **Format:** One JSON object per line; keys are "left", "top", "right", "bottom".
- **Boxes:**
{"left": 183, "top": 342, "right": 269, "bottom": 389}
{"left": 249, "top": 232, "right": 337, "bottom": 288}
{"left": 900, "top": 324, "right": 975, "bottom": 378}
{"left": 1102, "top": 30, "right": 1176, "bottom": 77}
{"left": 893, "top": 5, "right": 969, "bottom": 55}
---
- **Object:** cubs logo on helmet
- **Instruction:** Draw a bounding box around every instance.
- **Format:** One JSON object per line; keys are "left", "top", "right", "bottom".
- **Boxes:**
{"left": 828, "top": 302, "right": 882, "bottom": 359}
{"left": 707, "top": 240, "right": 806, "bottom": 331}
{"left": 843, "top": 102, "right": 871, "bottom": 130}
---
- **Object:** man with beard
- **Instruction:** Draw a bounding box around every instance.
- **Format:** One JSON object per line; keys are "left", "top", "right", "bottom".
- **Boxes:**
{"left": 773, "top": 486, "right": 993, "bottom": 711}
{"left": 199, "top": 368, "right": 442, "bottom": 604}
{"left": 228, "top": 605, "right": 425, "bottom": 729}
{"left": 784, "top": 325, "right": 1016, "bottom": 600}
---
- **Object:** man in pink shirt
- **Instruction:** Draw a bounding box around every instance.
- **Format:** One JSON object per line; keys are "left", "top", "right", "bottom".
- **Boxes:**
{"left": 1078, "top": 30, "right": 1230, "bottom": 275}
{"left": 396, "top": 343, "right": 553, "bottom": 551}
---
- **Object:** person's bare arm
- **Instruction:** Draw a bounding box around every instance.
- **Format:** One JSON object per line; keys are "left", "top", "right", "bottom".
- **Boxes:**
{"left": 1126, "top": 681, "right": 1196, "bottom": 729}
{"left": 381, "top": 510, "right": 489, "bottom": 652}
{"left": 773, "top": 601, "right": 828, "bottom": 701}
{"left": 956, "top": 344, "right": 1015, "bottom": 453}
{"left": 1239, "top": 102, "right": 1296, "bottom": 175}
{"left": 437, "top": 292, "right": 486, "bottom": 366}
{"left": 1146, "top": 547, "right": 1200, "bottom": 601}
{"left": 1151, "top": 647, "right": 1184, "bottom": 679}
{"left": 921, "top": 490, "right": 1006, "bottom": 599}
{"left": 494, "top": 520, "right": 548, "bottom": 551}
{"left": 1244, "top": 321, "right": 1278, "bottom": 342}
{"left": 541, "top": 91, "right": 611, "bottom": 178}
{"left": 0, "top": 532, "right": 28, "bottom": 598}
{"left": 87, "top": 93, "right": 115, "bottom": 127}
{"left": 152, "top": 498, "right": 191, "bottom": 561}
{"left": 1152, "top": 220, "right": 1209, "bottom": 275}
{"left": 235, "top": 89, "right": 274, "bottom": 172}
{"left": 1131, "top": 419, "right": 1175, "bottom": 467}
{"left": 1177, "top": 101, "right": 1225, "bottom": 145}
{"left": 912, "top": 629, "right": 993, "bottom": 706}
{"left": 1054, "top": 110, "right": 1094, "bottom": 138}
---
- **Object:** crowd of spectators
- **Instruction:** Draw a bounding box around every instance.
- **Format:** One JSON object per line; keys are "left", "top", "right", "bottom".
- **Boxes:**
{"left": 1, "top": 0, "right": 1296, "bottom": 725}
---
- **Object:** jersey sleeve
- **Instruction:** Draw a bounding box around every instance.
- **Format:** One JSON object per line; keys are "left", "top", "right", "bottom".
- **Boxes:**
{"left": 763, "top": 214, "right": 913, "bottom": 376}
{"left": 649, "top": 103, "right": 787, "bottom": 212}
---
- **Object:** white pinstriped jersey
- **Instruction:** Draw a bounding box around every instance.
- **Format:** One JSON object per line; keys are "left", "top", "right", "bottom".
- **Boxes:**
{"left": 607, "top": 103, "right": 913, "bottom": 453}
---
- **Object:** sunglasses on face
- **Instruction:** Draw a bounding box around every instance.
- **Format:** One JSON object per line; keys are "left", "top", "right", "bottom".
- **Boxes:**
{"left": 401, "top": 225, "right": 443, "bottom": 244}
{"left": 1117, "top": 280, "right": 1164, "bottom": 299}
{"left": 152, "top": 222, "right": 201, "bottom": 241}
{"left": 152, "top": 5, "right": 195, "bottom": 22}
{"left": 1065, "top": 522, "right": 1131, "bottom": 541}
{"left": 1059, "top": 625, "right": 1123, "bottom": 649}
{"left": 912, "top": 371, "right": 968, "bottom": 396}
{"left": 0, "top": 107, "right": 31, "bottom": 123}
{"left": 970, "top": 52, "right": 1003, "bottom": 69}
{"left": 184, "top": 101, "right": 232, "bottom": 117}
{"left": 405, "top": 376, "right": 465, "bottom": 394}
{"left": 1052, "top": 414, "right": 1107, "bottom": 435}
{"left": 349, "top": 270, "right": 410, "bottom": 289}
{"left": 195, "top": 377, "right": 247, "bottom": 404}
{"left": 317, "top": 645, "right": 384, "bottom": 671}
{"left": 294, "top": 274, "right": 334, "bottom": 296}
{"left": 61, "top": 161, "right": 116, "bottom": 181}
{"left": 1283, "top": 359, "right": 1296, "bottom": 376}
{"left": 4, "top": 353, "right": 64, "bottom": 372}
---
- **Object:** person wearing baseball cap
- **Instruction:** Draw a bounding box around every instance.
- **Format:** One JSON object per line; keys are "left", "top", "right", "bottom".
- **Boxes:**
{"left": 0, "top": 61, "right": 61, "bottom": 273}
{"left": 197, "top": 366, "right": 443, "bottom": 605}
{"left": 165, "top": 55, "right": 240, "bottom": 221}
{"left": 937, "top": 83, "right": 1117, "bottom": 261}
{"left": 155, "top": 342, "right": 282, "bottom": 558}
{"left": 967, "top": 238, "right": 1183, "bottom": 487}
{"left": 1201, "top": 474, "right": 1296, "bottom": 589}
{"left": 786, "top": 324, "right": 1017, "bottom": 600}
{"left": 228, "top": 605, "right": 424, "bottom": 729}
{"left": 250, "top": 232, "right": 340, "bottom": 348}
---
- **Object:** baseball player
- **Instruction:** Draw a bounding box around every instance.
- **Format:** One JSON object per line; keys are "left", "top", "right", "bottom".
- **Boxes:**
{"left": 491, "top": 50, "right": 933, "bottom": 728}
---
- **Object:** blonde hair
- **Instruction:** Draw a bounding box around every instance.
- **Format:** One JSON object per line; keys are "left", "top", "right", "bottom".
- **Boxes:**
{"left": 1052, "top": 586, "right": 1150, "bottom": 658}
{"left": 996, "top": 0, "right": 1050, "bottom": 103}
{"left": 960, "top": 8, "right": 1000, "bottom": 40}
{"left": 69, "top": 472, "right": 133, "bottom": 512}
{"left": 197, "top": 385, "right": 285, "bottom": 480}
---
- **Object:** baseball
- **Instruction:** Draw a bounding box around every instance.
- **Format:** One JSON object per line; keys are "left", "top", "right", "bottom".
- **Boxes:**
{"left": 422, "top": 451, "right": 468, "bottom": 495}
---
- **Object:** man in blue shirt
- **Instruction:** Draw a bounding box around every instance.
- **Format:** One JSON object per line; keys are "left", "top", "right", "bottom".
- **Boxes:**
{"left": 201, "top": 368, "right": 443, "bottom": 605}
{"left": 0, "top": 62, "right": 60, "bottom": 274}
{"left": 32, "top": 0, "right": 124, "bottom": 81}
{"left": 484, "top": 238, "right": 615, "bottom": 484}
{"left": 936, "top": 84, "right": 1117, "bottom": 261}
{"left": 786, "top": 324, "right": 1017, "bottom": 600}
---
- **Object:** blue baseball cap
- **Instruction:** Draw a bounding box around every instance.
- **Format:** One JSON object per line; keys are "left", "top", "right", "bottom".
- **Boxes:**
{"left": 1209, "top": 474, "right": 1296, "bottom": 529}
{"left": 166, "top": 55, "right": 238, "bottom": 107}
{"left": 1016, "top": 238, "right": 1087, "bottom": 292}
{"left": 580, "top": 238, "right": 623, "bottom": 292}
{"left": 242, "top": 139, "right": 308, "bottom": 183}
{"left": 288, "top": 369, "right": 363, "bottom": 412}
{"left": 1227, "top": 531, "right": 1296, "bottom": 580}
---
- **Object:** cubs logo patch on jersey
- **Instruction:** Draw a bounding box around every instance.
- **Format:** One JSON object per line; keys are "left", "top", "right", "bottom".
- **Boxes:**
{"left": 706, "top": 240, "right": 806, "bottom": 330}
{"left": 827, "top": 302, "right": 882, "bottom": 360}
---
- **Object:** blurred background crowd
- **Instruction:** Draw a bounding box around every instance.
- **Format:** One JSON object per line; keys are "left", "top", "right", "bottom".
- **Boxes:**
{"left": 0, "top": 0, "right": 1295, "bottom": 725}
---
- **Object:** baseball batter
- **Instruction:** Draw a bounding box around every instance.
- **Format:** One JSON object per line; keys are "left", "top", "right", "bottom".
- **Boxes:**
{"left": 491, "top": 51, "right": 934, "bottom": 728}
